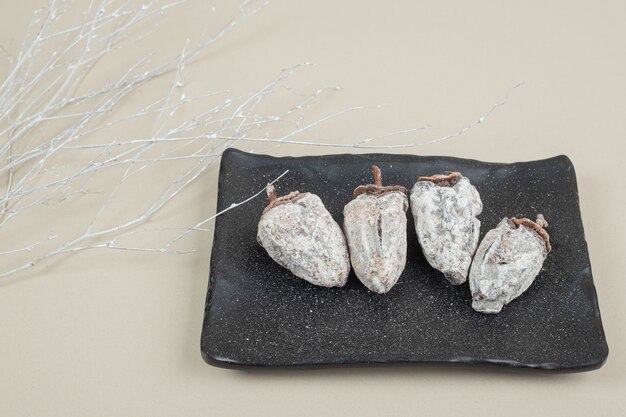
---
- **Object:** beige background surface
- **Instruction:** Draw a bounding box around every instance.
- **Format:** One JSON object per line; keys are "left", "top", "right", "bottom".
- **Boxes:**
{"left": 1, "top": 1, "right": 625, "bottom": 416}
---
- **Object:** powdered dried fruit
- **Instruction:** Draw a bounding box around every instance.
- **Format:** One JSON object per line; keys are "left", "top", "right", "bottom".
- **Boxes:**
{"left": 469, "top": 214, "right": 551, "bottom": 314}
{"left": 257, "top": 184, "right": 350, "bottom": 287}
{"left": 343, "top": 165, "right": 408, "bottom": 293}
{"left": 410, "top": 172, "right": 482, "bottom": 285}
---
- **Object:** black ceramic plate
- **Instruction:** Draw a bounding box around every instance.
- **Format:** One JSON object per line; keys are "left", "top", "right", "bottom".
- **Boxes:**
{"left": 201, "top": 148, "right": 608, "bottom": 371}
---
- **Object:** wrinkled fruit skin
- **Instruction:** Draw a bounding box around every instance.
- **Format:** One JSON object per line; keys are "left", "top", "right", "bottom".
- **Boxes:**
{"left": 343, "top": 191, "right": 408, "bottom": 293}
{"left": 410, "top": 177, "right": 482, "bottom": 285}
{"left": 469, "top": 218, "right": 548, "bottom": 314}
{"left": 257, "top": 193, "right": 350, "bottom": 287}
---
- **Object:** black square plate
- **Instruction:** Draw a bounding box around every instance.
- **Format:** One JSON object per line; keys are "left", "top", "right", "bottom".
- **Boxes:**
{"left": 201, "top": 148, "right": 608, "bottom": 371}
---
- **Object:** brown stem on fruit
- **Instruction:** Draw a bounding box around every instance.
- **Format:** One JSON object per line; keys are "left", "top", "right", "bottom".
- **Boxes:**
{"left": 510, "top": 214, "right": 552, "bottom": 253}
{"left": 418, "top": 171, "right": 462, "bottom": 186}
{"left": 535, "top": 214, "right": 548, "bottom": 228}
{"left": 263, "top": 184, "right": 305, "bottom": 215}
{"left": 372, "top": 165, "right": 382, "bottom": 186}
{"left": 353, "top": 164, "right": 407, "bottom": 198}
{"left": 266, "top": 184, "right": 277, "bottom": 204}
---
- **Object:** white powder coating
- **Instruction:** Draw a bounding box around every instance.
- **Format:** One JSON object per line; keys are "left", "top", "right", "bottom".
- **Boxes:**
{"left": 257, "top": 193, "right": 350, "bottom": 287}
{"left": 469, "top": 218, "right": 548, "bottom": 314}
{"left": 410, "top": 177, "right": 482, "bottom": 285}
{"left": 343, "top": 191, "right": 408, "bottom": 294}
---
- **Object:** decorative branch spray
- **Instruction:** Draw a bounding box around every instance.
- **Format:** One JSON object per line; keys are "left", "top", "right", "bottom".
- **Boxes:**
{"left": 343, "top": 165, "right": 408, "bottom": 293}
{"left": 469, "top": 214, "right": 551, "bottom": 314}
{"left": 0, "top": 0, "right": 515, "bottom": 280}
{"left": 257, "top": 184, "right": 350, "bottom": 287}
{"left": 410, "top": 171, "right": 482, "bottom": 285}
